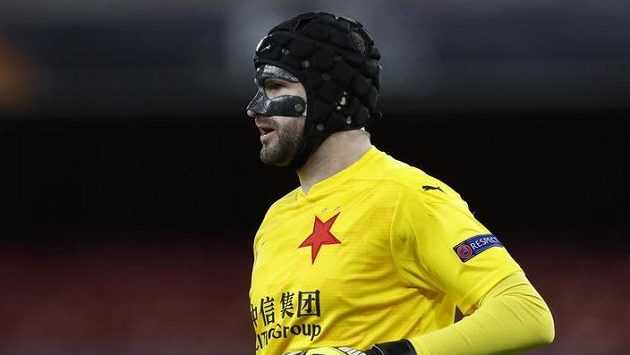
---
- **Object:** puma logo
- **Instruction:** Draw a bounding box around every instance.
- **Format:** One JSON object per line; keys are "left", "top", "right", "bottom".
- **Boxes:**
{"left": 422, "top": 185, "right": 444, "bottom": 192}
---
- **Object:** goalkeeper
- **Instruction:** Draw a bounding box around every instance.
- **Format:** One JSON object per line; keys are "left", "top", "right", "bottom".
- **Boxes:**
{"left": 246, "top": 12, "right": 555, "bottom": 355}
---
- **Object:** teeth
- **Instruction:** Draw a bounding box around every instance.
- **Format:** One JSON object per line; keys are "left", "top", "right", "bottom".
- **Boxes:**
{"left": 257, "top": 124, "right": 275, "bottom": 137}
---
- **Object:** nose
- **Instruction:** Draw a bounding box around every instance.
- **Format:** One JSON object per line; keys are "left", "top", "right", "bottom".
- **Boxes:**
{"left": 246, "top": 109, "right": 257, "bottom": 118}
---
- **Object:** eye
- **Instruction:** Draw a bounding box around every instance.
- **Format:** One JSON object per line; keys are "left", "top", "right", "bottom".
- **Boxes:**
{"left": 264, "top": 80, "right": 285, "bottom": 91}
{"left": 265, "top": 82, "right": 284, "bottom": 91}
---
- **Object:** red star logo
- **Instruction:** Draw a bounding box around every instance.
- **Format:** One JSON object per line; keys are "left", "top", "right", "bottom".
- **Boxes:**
{"left": 299, "top": 212, "right": 342, "bottom": 264}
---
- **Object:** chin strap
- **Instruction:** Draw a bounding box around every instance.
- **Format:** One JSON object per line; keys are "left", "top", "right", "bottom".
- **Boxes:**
{"left": 286, "top": 127, "right": 325, "bottom": 171}
{"left": 366, "top": 340, "right": 417, "bottom": 355}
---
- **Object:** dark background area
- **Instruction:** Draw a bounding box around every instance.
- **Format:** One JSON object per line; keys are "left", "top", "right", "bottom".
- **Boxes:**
{"left": 1, "top": 1, "right": 629, "bottom": 354}
{"left": 1, "top": 111, "right": 628, "bottom": 236}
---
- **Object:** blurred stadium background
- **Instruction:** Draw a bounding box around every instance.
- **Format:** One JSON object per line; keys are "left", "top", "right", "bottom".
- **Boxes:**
{"left": 1, "top": 0, "right": 629, "bottom": 354}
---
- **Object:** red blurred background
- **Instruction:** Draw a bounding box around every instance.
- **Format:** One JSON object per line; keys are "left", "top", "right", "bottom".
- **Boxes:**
{"left": 1, "top": 231, "right": 628, "bottom": 354}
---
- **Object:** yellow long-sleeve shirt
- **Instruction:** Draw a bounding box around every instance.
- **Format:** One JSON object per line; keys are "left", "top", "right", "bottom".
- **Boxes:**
{"left": 249, "top": 146, "right": 553, "bottom": 354}
{"left": 411, "top": 271, "right": 555, "bottom": 354}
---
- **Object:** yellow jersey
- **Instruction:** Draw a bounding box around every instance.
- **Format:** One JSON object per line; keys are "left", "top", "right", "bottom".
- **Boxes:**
{"left": 249, "top": 146, "right": 521, "bottom": 354}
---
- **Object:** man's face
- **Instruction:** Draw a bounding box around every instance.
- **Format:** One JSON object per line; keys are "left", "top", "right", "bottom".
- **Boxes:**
{"left": 246, "top": 67, "right": 307, "bottom": 167}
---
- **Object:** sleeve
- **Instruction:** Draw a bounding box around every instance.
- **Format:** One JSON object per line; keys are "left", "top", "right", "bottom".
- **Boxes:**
{"left": 390, "top": 184, "right": 522, "bottom": 314}
{"left": 409, "top": 271, "right": 555, "bottom": 354}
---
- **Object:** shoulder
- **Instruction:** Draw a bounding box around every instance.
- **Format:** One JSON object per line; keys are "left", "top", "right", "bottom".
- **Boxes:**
{"left": 264, "top": 187, "right": 301, "bottom": 215}
{"left": 369, "top": 149, "right": 469, "bottom": 210}
{"left": 254, "top": 187, "right": 300, "bottom": 247}
{"left": 370, "top": 149, "right": 452, "bottom": 194}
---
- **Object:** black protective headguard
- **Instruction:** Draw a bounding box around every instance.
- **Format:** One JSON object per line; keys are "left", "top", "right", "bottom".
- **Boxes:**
{"left": 251, "top": 12, "right": 382, "bottom": 169}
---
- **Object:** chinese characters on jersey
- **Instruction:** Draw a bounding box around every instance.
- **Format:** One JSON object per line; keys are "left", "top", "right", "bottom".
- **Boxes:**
{"left": 251, "top": 290, "right": 322, "bottom": 350}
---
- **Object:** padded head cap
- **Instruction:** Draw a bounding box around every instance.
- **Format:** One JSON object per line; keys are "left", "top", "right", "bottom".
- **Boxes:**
{"left": 252, "top": 12, "right": 382, "bottom": 169}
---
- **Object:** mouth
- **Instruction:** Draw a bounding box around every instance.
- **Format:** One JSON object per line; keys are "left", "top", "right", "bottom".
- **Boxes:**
{"left": 258, "top": 126, "right": 275, "bottom": 137}
{"left": 256, "top": 118, "right": 277, "bottom": 135}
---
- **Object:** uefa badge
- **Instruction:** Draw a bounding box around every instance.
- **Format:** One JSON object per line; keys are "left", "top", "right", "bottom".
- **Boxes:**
{"left": 455, "top": 244, "right": 474, "bottom": 262}
{"left": 453, "top": 234, "right": 504, "bottom": 262}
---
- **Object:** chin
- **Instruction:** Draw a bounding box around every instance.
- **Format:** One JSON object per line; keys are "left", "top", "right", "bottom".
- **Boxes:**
{"left": 260, "top": 156, "right": 288, "bottom": 167}
{"left": 260, "top": 150, "right": 292, "bottom": 167}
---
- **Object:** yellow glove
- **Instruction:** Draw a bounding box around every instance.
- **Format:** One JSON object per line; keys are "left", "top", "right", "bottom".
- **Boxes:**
{"left": 285, "top": 347, "right": 366, "bottom": 355}
{"left": 285, "top": 340, "right": 416, "bottom": 355}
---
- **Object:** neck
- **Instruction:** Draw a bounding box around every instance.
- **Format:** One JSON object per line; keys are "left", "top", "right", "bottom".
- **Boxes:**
{"left": 296, "top": 129, "right": 371, "bottom": 194}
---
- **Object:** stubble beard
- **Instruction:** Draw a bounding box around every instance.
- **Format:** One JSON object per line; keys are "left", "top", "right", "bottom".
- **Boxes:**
{"left": 259, "top": 117, "right": 305, "bottom": 167}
